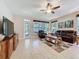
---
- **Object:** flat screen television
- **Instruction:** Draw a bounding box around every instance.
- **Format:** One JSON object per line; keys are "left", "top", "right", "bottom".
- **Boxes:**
{"left": 0, "top": 19, "right": 3, "bottom": 34}
{"left": 3, "top": 16, "right": 14, "bottom": 36}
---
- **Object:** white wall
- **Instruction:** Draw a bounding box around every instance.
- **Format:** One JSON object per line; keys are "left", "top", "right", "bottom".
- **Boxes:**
{"left": 0, "top": 1, "right": 25, "bottom": 40}
{"left": 0, "top": 0, "right": 25, "bottom": 40}
{"left": 0, "top": 0, "right": 37, "bottom": 40}
{"left": 13, "top": 16, "right": 33, "bottom": 40}
{"left": 0, "top": 0, "right": 13, "bottom": 21}
{"left": 13, "top": 16, "right": 24, "bottom": 40}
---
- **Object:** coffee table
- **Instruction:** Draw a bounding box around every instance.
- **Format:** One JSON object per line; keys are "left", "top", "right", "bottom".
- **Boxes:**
{"left": 46, "top": 35, "right": 62, "bottom": 46}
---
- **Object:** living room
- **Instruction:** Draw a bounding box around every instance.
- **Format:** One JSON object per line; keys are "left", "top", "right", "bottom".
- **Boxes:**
{"left": 0, "top": 0, "right": 79, "bottom": 59}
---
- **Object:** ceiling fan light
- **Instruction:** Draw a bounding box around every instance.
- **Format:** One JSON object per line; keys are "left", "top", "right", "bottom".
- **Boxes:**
{"left": 47, "top": 10, "right": 51, "bottom": 13}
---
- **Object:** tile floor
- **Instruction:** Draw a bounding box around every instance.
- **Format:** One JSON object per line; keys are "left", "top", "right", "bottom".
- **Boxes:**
{"left": 42, "top": 40, "right": 73, "bottom": 53}
{"left": 10, "top": 39, "right": 79, "bottom": 59}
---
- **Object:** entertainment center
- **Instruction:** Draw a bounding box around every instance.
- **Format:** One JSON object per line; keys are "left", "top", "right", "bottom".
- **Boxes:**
{"left": 0, "top": 16, "right": 18, "bottom": 59}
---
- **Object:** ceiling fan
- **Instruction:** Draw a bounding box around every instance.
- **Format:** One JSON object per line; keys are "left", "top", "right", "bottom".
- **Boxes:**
{"left": 40, "top": 2, "right": 60, "bottom": 14}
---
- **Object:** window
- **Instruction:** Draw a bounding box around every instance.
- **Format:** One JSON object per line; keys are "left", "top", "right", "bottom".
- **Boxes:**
{"left": 33, "top": 22, "right": 48, "bottom": 33}
{"left": 51, "top": 22, "right": 58, "bottom": 33}
{"left": 77, "top": 16, "right": 79, "bottom": 36}
{"left": 44, "top": 23, "right": 49, "bottom": 33}
{"left": 24, "top": 22, "right": 29, "bottom": 35}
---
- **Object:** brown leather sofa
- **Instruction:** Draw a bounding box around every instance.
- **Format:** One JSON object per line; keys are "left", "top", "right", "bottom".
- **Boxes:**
{"left": 56, "top": 30, "right": 76, "bottom": 43}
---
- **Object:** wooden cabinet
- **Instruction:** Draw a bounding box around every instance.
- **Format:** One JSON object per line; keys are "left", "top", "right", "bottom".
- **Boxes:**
{"left": 0, "top": 34, "right": 18, "bottom": 59}
{"left": 0, "top": 40, "right": 8, "bottom": 59}
{"left": 13, "top": 35, "right": 17, "bottom": 51}
{"left": 8, "top": 38, "right": 13, "bottom": 59}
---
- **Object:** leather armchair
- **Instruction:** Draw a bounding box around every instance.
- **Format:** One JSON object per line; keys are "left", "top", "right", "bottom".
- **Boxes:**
{"left": 38, "top": 30, "right": 46, "bottom": 39}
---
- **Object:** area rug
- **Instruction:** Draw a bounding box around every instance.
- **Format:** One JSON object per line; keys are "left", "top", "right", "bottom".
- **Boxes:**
{"left": 42, "top": 40, "right": 73, "bottom": 53}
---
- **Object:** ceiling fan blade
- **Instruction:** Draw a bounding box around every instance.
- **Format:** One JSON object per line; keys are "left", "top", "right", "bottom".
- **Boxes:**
{"left": 51, "top": 11, "right": 55, "bottom": 14}
{"left": 47, "top": 3, "right": 50, "bottom": 7}
{"left": 52, "top": 6, "right": 60, "bottom": 10}
{"left": 40, "top": 10, "right": 46, "bottom": 11}
{"left": 46, "top": 3, "right": 52, "bottom": 8}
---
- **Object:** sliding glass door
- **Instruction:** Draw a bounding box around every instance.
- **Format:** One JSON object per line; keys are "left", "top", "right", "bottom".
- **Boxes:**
{"left": 24, "top": 21, "right": 30, "bottom": 39}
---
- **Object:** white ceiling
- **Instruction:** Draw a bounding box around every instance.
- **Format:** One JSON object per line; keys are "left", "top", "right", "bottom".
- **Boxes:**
{"left": 3, "top": 0, "right": 79, "bottom": 21}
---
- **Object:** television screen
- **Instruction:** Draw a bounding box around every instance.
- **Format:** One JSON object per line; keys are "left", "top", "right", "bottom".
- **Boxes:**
{"left": 3, "top": 16, "right": 14, "bottom": 36}
{"left": 0, "top": 20, "right": 3, "bottom": 34}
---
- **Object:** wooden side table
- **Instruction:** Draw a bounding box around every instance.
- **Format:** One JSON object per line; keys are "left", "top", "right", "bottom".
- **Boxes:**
{"left": 0, "top": 40, "right": 8, "bottom": 59}
{"left": 76, "top": 37, "right": 79, "bottom": 45}
{"left": 56, "top": 37, "right": 62, "bottom": 46}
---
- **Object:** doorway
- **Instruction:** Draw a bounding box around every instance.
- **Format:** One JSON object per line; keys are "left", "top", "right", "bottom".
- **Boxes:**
{"left": 24, "top": 20, "right": 30, "bottom": 39}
